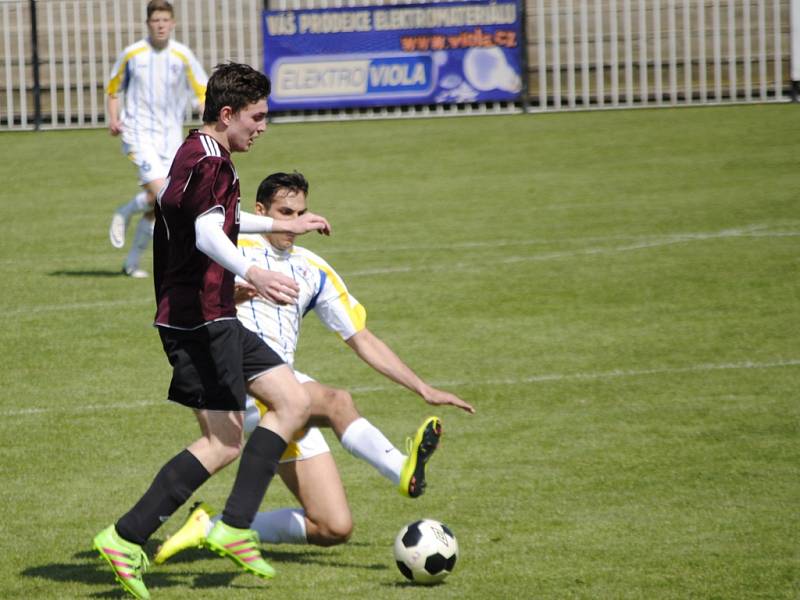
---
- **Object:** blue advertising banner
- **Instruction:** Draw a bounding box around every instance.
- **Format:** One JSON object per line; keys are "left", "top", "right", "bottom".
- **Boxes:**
{"left": 262, "top": 0, "right": 522, "bottom": 111}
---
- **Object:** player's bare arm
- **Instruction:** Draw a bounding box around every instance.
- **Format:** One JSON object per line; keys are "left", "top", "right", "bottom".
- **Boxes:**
{"left": 345, "top": 328, "right": 476, "bottom": 414}
{"left": 106, "top": 94, "right": 123, "bottom": 135}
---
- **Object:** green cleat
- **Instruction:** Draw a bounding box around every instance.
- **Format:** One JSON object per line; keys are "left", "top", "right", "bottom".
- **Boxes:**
{"left": 154, "top": 501, "right": 217, "bottom": 565}
{"left": 205, "top": 520, "right": 276, "bottom": 579}
{"left": 399, "top": 416, "right": 443, "bottom": 498}
{"left": 93, "top": 525, "right": 150, "bottom": 600}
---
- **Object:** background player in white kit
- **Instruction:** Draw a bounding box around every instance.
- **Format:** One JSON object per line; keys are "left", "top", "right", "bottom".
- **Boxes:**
{"left": 106, "top": 0, "right": 208, "bottom": 278}
{"left": 153, "top": 171, "right": 475, "bottom": 560}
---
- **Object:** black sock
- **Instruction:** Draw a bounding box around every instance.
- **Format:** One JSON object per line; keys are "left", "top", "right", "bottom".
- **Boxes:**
{"left": 115, "top": 449, "right": 210, "bottom": 545}
{"left": 222, "top": 427, "right": 287, "bottom": 530}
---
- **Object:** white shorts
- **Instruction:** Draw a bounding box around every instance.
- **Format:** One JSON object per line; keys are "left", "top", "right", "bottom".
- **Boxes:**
{"left": 122, "top": 140, "right": 174, "bottom": 185}
{"left": 244, "top": 369, "right": 331, "bottom": 464}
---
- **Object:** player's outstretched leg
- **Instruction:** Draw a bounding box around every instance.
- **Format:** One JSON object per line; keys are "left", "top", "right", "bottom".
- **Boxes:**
{"left": 153, "top": 501, "right": 216, "bottom": 565}
{"left": 109, "top": 212, "right": 128, "bottom": 249}
{"left": 93, "top": 525, "right": 151, "bottom": 600}
{"left": 110, "top": 190, "right": 150, "bottom": 249}
{"left": 399, "top": 416, "right": 443, "bottom": 498}
{"left": 204, "top": 520, "right": 276, "bottom": 579}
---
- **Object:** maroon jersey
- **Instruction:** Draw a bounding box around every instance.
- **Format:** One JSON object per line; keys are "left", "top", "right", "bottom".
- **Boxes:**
{"left": 153, "top": 130, "right": 241, "bottom": 329}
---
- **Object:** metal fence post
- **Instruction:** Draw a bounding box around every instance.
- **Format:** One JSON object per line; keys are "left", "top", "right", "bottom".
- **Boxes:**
{"left": 518, "top": 0, "right": 531, "bottom": 112}
{"left": 792, "top": 0, "right": 800, "bottom": 101}
{"left": 29, "top": 0, "right": 42, "bottom": 129}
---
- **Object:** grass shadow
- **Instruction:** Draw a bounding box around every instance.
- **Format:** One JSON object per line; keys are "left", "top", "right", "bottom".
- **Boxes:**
{"left": 21, "top": 559, "right": 189, "bottom": 591}
{"left": 48, "top": 270, "right": 124, "bottom": 278}
{"left": 21, "top": 550, "right": 254, "bottom": 596}
{"left": 382, "top": 579, "right": 448, "bottom": 588}
{"left": 21, "top": 544, "right": 388, "bottom": 596}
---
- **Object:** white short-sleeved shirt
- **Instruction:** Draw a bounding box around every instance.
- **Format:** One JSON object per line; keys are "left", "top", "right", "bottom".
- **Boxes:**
{"left": 107, "top": 38, "right": 207, "bottom": 160}
{"left": 237, "top": 235, "right": 366, "bottom": 463}
{"left": 236, "top": 234, "right": 367, "bottom": 366}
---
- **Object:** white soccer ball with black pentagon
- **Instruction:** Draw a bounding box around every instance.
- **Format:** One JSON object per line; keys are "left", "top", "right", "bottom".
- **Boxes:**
{"left": 393, "top": 519, "right": 458, "bottom": 584}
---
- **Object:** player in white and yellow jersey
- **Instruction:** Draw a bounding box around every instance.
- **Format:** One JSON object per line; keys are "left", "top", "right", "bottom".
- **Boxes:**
{"left": 154, "top": 171, "right": 474, "bottom": 559}
{"left": 106, "top": 1, "right": 208, "bottom": 278}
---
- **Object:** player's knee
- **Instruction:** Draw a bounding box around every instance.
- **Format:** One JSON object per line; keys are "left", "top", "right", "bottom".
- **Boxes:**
{"left": 315, "top": 514, "right": 353, "bottom": 546}
{"left": 205, "top": 426, "right": 244, "bottom": 470}
{"left": 213, "top": 438, "right": 244, "bottom": 469}
{"left": 286, "top": 385, "right": 312, "bottom": 428}
{"left": 328, "top": 388, "right": 356, "bottom": 419}
{"left": 330, "top": 388, "right": 353, "bottom": 410}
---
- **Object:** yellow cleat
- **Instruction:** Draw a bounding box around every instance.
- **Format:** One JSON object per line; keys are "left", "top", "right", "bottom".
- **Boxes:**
{"left": 153, "top": 501, "right": 217, "bottom": 565}
{"left": 399, "top": 416, "right": 443, "bottom": 498}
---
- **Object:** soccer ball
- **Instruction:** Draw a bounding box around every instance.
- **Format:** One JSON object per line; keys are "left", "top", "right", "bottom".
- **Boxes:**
{"left": 393, "top": 519, "right": 458, "bottom": 584}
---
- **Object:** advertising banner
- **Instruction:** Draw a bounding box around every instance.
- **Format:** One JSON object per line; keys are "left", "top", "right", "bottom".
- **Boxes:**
{"left": 262, "top": 0, "right": 522, "bottom": 111}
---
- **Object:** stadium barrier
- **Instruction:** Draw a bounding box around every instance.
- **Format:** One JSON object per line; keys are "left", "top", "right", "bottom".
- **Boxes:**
{"left": 0, "top": 0, "right": 796, "bottom": 130}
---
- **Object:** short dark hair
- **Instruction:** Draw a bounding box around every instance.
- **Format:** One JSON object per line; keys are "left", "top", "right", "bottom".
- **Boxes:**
{"left": 202, "top": 63, "right": 271, "bottom": 124}
{"left": 256, "top": 172, "right": 309, "bottom": 210}
{"left": 146, "top": 0, "right": 173, "bottom": 19}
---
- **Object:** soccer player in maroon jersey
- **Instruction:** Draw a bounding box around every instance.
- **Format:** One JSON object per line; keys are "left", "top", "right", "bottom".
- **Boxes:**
{"left": 93, "top": 63, "right": 330, "bottom": 600}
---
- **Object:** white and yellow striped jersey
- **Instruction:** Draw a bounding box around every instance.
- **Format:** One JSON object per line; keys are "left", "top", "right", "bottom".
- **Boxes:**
{"left": 236, "top": 234, "right": 367, "bottom": 366}
{"left": 107, "top": 38, "right": 207, "bottom": 159}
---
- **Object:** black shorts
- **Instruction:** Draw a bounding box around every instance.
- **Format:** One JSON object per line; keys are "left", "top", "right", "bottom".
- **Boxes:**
{"left": 158, "top": 319, "right": 284, "bottom": 411}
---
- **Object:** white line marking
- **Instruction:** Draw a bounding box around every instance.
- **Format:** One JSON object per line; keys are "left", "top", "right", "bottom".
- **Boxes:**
{"left": 502, "top": 233, "right": 743, "bottom": 264}
{"left": 3, "top": 359, "right": 797, "bottom": 417}
{"left": 347, "top": 227, "right": 800, "bottom": 276}
{"left": 1, "top": 224, "right": 796, "bottom": 268}
{"left": 6, "top": 298, "right": 151, "bottom": 318}
{"left": 1, "top": 399, "right": 161, "bottom": 417}
{"left": 5, "top": 226, "right": 797, "bottom": 313}
{"left": 348, "top": 358, "right": 800, "bottom": 392}
{"left": 323, "top": 223, "right": 799, "bottom": 255}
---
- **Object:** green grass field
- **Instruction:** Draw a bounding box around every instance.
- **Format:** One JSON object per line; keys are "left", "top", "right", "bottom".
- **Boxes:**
{"left": 0, "top": 103, "right": 798, "bottom": 599}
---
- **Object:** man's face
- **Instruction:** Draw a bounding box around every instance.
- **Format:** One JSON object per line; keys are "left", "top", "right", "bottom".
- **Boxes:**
{"left": 227, "top": 99, "right": 268, "bottom": 153}
{"left": 147, "top": 10, "right": 174, "bottom": 48}
{"left": 256, "top": 188, "right": 308, "bottom": 251}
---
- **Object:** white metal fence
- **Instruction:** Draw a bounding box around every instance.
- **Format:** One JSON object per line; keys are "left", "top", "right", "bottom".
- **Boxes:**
{"left": 529, "top": 0, "right": 791, "bottom": 110}
{"left": 0, "top": 0, "right": 795, "bottom": 130}
{"left": 0, "top": 0, "right": 264, "bottom": 129}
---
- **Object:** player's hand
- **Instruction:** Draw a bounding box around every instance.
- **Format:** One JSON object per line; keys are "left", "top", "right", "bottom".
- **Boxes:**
{"left": 282, "top": 212, "right": 331, "bottom": 236}
{"left": 422, "top": 387, "right": 475, "bottom": 414}
{"left": 108, "top": 120, "right": 123, "bottom": 136}
{"left": 245, "top": 265, "right": 299, "bottom": 305}
{"left": 234, "top": 281, "right": 258, "bottom": 304}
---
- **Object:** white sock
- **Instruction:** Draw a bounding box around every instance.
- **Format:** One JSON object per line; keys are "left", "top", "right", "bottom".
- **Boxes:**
{"left": 124, "top": 217, "right": 154, "bottom": 272}
{"left": 236, "top": 508, "right": 308, "bottom": 544}
{"left": 340, "top": 417, "right": 405, "bottom": 485}
{"left": 116, "top": 191, "right": 149, "bottom": 220}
